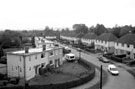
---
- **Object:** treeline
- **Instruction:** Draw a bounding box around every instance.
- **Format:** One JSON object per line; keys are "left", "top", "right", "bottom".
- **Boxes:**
{"left": 0, "top": 24, "right": 135, "bottom": 49}
{"left": 61, "top": 24, "right": 135, "bottom": 38}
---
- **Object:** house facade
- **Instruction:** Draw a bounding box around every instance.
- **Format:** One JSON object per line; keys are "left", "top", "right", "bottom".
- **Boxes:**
{"left": 35, "top": 37, "right": 54, "bottom": 48}
{"left": 95, "top": 33, "right": 117, "bottom": 53}
{"left": 81, "top": 33, "right": 97, "bottom": 46}
{"left": 7, "top": 46, "right": 63, "bottom": 80}
{"left": 114, "top": 34, "right": 135, "bottom": 59}
{"left": 60, "top": 33, "right": 79, "bottom": 44}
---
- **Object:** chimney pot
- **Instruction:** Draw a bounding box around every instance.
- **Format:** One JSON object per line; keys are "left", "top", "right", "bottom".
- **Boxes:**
{"left": 43, "top": 45, "right": 46, "bottom": 51}
{"left": 25, "top": 47, "right": 29, "bottom": 53}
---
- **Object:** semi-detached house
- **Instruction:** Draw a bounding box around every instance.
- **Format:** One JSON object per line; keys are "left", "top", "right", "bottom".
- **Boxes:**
{"left": 81, "top": 33, "right": 97, "bottom": 46}
{"left": 114, "top": 33, "right": 135, "bottom": 59}
{"left": 7, "top": 46, "right": 63, "bottom": 81}
{"left": 95, "top": 33, "right": 117, "bottom": 53}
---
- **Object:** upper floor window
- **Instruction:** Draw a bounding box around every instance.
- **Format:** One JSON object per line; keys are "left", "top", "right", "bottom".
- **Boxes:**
{"left": 29, "top": 56, "right": 31, "bottom": 61}
{"left": 20, "top": 57, "right": 21, "bottom": 62}
{"left": 49, "top": 51, "right": 54, "bottom": 56}
{"left": 49, "top": 60, "right": 53, "bottom": 64}
{"left": 127, "top": 44, "right": 130, "bottom": 48}
{"left": 41, "top": 53, "right": 45, "bottom": 58}
{"left": 20, "top": 68, "right": 22, "bottom": 72}
{"left": 35, "top": 55, "right": 37, "bottom": 60}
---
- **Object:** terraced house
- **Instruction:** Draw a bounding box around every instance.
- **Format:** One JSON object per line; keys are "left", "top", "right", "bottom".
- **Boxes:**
{"left": 60, "top": 33, "right": 78, "bottom": 44}
{"left": 81, "top": 33, "right": 97, "bottom": 46}
{"left": 35, "top": 36, "right": 54, "bottom": 48}
{"left": 7, "top": 46, "right": 63, "bottom": 80}
{"left": 95, "top": 33, "right": 117, "bottom": 53}
{"left": 114, "top": 33, "right": 135, "bottom": 59}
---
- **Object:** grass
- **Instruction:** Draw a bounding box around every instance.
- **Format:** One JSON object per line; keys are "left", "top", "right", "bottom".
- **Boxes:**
{"left": 29, "top": 62, "right": 89, "bottom": 85}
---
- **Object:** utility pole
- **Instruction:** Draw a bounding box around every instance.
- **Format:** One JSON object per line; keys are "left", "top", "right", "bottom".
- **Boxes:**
{"left": 100, "top": 65, "right": 103, "bottom": 89}
{"left": 23, "top": 56, "right": 26, "bottom": 89}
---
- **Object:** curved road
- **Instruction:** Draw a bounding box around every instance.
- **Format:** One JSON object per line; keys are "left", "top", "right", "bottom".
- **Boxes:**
{"left": 70, "top": 48, "right": 135, "bottom": 89}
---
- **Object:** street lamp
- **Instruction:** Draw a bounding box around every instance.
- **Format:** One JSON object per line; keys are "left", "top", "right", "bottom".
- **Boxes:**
{"left": 100, "top": 65, "right": 103, "bottom": 89}
{"left": 77, "top": 48, "right": 82, "bottom": 60}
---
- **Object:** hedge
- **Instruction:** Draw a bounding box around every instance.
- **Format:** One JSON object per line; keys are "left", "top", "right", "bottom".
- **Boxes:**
{"left": 103, "top": 54, "right": 123, "bottom": 63}
{"left": 0, "top": 59, "right": 95, "bottom": 89}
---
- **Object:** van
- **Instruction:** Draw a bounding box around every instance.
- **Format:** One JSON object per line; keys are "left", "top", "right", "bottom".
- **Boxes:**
{"left": 65, "top": 53, "right": 76, "bottom": 61}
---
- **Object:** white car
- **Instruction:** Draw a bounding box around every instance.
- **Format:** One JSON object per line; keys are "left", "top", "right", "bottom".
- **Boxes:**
{"left": 108, "top": 64, "right": 119, "bottom": 75}
{"left": 65, "top": 53, "right": 76, "bottom": 61}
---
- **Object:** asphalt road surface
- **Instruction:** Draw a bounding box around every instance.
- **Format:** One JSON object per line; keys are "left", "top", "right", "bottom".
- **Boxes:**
{"left": 70, "top": 47, "right": 135, "bottom": 89}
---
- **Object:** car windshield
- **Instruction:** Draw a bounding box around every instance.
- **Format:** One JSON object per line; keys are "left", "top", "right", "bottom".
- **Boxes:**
{"left": 70, "top": 56, "right": 74, "bottom": 58}
{"left": 111, "top": 68, "right": 117, "bottom": 71}
{"left": 103, "top": 58, "right": 108, "bottom": 61}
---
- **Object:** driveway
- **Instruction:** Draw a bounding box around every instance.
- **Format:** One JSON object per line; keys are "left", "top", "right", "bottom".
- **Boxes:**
{"left": 70, "top": 48, "right": 135, "bottom": 89}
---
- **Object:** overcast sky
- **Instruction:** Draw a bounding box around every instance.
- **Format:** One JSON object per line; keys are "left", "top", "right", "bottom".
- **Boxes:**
{"left": 0, "top": 0, "right": 135, "bottom": 30}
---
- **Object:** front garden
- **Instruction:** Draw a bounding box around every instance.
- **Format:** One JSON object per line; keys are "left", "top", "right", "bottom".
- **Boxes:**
{"left": 0, "top": 59, "right": 96, "bottom": 89}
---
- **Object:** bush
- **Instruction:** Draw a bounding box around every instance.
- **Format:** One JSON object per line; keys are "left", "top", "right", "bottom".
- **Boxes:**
{"left": 127, "top": 60, "right": 135, "bottom": 67}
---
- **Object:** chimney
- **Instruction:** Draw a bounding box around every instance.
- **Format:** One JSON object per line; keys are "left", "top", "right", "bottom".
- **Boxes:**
{"left": 25, "top": 47, "right": 29, "bottom": 53}
{"left": 43, "top": 45, "right": 46, "bottom": 51}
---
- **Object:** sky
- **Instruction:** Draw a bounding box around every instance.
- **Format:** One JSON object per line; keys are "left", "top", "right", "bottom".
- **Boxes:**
{"left": 0, "top": 0, "right": 135, "bottom": 30}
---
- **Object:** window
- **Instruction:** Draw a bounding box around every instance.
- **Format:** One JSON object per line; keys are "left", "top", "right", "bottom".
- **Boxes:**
{"left": 29, "top": 56, "right": 31, "bottom": 61}
{"left": 49, "top": 60, "right": 53, "bottom": 64}
{"left": 41, "top": 53, "right": 45, "bottom": 58}
{"left": 127, "top": 44, "right": 130, "bottom": 48}
{"left": 20, "top": 57, "right": 21, "bottom": 62}
{"left": 35, "top": 55, "right": 37, "bottom": 60}
{"left": 20, "top": 68, "right": 22, "bottom": 72}
{"left": 49, "top": 51, "right": 54, "bottom": 56}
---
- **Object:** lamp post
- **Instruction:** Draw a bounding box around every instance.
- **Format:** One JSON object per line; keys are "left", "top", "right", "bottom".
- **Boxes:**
{"left": 77, "top": 48, "right": 81, "bottom": 60}
{"left": 100, "top": 65, "right": 103, "bottom": 89}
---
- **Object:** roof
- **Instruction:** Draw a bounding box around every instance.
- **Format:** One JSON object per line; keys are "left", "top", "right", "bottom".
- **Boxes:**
{"left": 116, "top": 33, "right": 135, "bottom": 46}
{"left": 108, "top": 64, "right": 116, "bottom": 68}
{"left": 66, "top": 53, "right": 75, "bottom": 56}
{"left": 61, "top": 32, "right": 77, "bottom": 37}
{"left": 82, "top": 33, "right": 97, "bottom": 39}
{"left": 96, "top": 33, "right": 117, "bottom": 41}
{"left": 7, "top": 47, "right": 63, "bottom": 56}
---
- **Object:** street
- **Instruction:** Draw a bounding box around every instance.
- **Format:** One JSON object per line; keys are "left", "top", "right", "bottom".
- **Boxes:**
{"left": 70, "top": 48, "right": 135, "bottom": 89}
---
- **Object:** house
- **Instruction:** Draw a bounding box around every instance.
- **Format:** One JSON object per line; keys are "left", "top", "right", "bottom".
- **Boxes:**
{"left": 95, "top": 33, "right": 117, "bottom": 53}
{"left": 34, "top": 37, "right": 54, "bottom": 48}
{"left": 60, "top": 32, "right": 78, "bottom": 44}
{"left": 7, "top": 46, "right": 63, "bottom": 80}
{"left": 114, "top": 33, "right": 135, "bottom": 59}
{"left": 81, "top": 33, "right": 97, "bottom": 46}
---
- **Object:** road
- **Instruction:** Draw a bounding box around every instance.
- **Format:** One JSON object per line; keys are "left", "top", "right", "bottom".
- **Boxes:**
{"left": 70, "top": 47, "right": 135, "bottom": 89}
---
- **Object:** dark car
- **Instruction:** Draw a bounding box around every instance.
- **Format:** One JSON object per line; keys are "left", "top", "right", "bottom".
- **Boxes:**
{"left": 97, "top": 56, "right": 109, "bottom": 63}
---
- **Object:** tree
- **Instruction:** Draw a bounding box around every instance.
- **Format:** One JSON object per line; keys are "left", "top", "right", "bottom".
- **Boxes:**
{"left": 73, "top": 24, "right": 88, "bottom": 34}
{"left": 0, "top": 30, "right": 22, "bottom": 48}
{"left": 92, "top": 24, "right": 107, "bottom": 36}
{"left": 0, "top": 44, "right": 4, "bottom": 58}
{"left": 110, "top": 27, "right": 121, "bottom": 38}
{"left": 119, "top": 25, "right": 133, "bottom": 37}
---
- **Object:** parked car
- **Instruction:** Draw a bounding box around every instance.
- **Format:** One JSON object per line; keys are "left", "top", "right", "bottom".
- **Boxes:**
{"left": 65, "top": 53, "right": 76, "bottom": 61}
{"left": 108, "top": 64, "right": 119, "bottom": 75}
{"left": 97, "top": 56, "right": 109, "bottom": 63}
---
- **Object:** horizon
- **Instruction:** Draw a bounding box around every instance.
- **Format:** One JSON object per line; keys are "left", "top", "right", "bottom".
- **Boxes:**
{"left": 0, "top": 0, "right": 135, "bottom": 30}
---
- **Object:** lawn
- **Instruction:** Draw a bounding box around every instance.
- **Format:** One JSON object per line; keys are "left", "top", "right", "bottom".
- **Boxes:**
{"left": 29, "top": 62, "right": 89, "bottom": 85}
